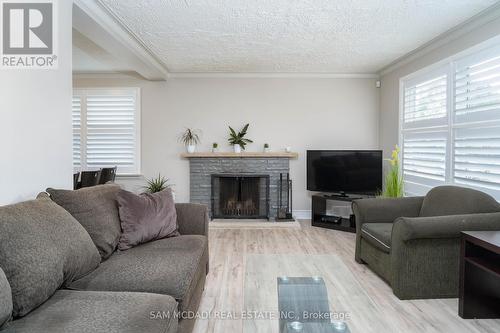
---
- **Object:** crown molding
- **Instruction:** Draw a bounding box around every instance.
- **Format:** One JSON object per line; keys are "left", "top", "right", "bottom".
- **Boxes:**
{"left": 168, "top": 72, "right": 379, "bottom": 79}
{"left": 73, "top": 71, "right": 379, "bottom": 80}
{"left": 73, "top": 71, "right": 144, "bottom": 80}
{"left": 378, "top": 3, "right": 500, "bottom": 76}
{"left": 73, "top": 0, "right": 169, "bottom": 80}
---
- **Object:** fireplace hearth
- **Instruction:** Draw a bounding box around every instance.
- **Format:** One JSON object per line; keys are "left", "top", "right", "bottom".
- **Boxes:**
{"left": 211, "top": 174, "right": 270, "bottom": 219}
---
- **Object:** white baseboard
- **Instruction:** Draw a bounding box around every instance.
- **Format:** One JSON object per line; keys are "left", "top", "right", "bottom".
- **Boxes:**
{"left": 293, "top": 210, "right": 311, "bottom": 220}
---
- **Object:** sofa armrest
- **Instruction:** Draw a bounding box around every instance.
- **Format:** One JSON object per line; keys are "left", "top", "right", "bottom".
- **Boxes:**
{"left": 352, "top": 196, "right": 424, "bottom": 225}
{"left": 175, "top": 203, "right": 209, "bottom": 236}
{"left": 393, "top": 212, "right": 500, "bottom": 241}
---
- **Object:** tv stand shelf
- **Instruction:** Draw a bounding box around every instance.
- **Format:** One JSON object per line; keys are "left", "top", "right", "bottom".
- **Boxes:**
{"left": 311, "top": 194, "right": 367, "bottom": 233}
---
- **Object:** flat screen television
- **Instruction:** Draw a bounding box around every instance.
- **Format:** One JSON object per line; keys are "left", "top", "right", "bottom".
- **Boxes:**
{"left": 307, "top": 150, "right": 382, "bottom": 195}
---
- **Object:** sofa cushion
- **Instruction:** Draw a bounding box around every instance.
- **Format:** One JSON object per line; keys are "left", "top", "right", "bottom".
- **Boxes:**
{"left": 0, "top": 268, "right": 12, "bottom": 328}
{"left": 47, "top": 184, "right": 122, "bottom": 259}
{"left": 5, "top": 290, "right": 178, "bottom": 333}
{"left": 0, "top": 197, "right": 101, "bottom": 317}
{"left": 117, "top": 188, "right": 179, "bottom": 250}
{"left": 70, "top": 235, "right": 208, "bottom": 312}
{"left": 420, "top": 186, "right": 500, "bottom": 217}
{"left": 361, "top": 223, "right": 392, "bottom": 253}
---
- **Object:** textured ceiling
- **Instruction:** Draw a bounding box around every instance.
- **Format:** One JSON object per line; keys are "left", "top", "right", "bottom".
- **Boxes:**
{"left": 97, "top": 0, "right": 498, "bottom": 73}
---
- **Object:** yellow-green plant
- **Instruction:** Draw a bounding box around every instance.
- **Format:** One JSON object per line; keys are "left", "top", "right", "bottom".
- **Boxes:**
{"left": 382, "top": 145, "right": 403, "bottom": 197}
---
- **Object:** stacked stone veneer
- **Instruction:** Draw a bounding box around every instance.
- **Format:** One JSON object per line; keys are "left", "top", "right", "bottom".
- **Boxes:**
{"left": 189, "top": 157, "right": 290, "bottom": 219}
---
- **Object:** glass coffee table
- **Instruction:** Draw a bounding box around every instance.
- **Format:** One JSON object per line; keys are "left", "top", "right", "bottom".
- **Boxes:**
{"left": 244, "top": 254, "right": 364, "bottom": 333}
{"left": 277, "top": 276, "right": 350, "bottom": 333}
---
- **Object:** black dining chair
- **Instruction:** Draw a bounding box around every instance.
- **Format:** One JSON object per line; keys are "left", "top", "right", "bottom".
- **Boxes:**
{"left": 80, "top": 170, "right": 100, "bottom": 188}
{"left": 98, "top": 166, "right": 117, "bottom": 184}
{"left": 73, "top": 172, "right": 80, "bottom": 190}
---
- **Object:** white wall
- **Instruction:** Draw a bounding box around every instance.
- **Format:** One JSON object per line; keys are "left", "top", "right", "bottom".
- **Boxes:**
{"left": 0, "top": 1, "right": 73, "bottom": 205}
{"left": 379, "top": 13, "right": 500, "bottom": 158}
{"left": 74, "top": 76, "right": 379, "bottom": 213}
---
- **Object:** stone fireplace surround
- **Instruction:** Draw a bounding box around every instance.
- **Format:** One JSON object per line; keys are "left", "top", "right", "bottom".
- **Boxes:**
{"left": 183, "top": 152, "right": 297, "bottom": 219}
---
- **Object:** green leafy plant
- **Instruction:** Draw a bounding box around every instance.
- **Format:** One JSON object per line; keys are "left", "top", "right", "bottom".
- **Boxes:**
{"left": 179, "top": 128, "right": 201, "bottom": 146}
{"left": 228, "top": 123, "right": 253, "bottom": 150}
{"left": 381, "top": 145, "right": 403, "bottom": 197}
{"left": 212, "top": 142, "right": 218, "bottom": 148}
{"left": 264, "top": 143, "right": 269, "bottom": 149}
{"left": 144, "top": 174, "right": 171, "bottom": 193}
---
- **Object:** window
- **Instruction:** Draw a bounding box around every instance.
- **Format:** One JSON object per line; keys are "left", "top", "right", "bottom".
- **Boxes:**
{"left": 400, "top": 40, "right": 500, "bottom": 199}
{"left": 72, "top": 88, "right": 140, "bottom": 175}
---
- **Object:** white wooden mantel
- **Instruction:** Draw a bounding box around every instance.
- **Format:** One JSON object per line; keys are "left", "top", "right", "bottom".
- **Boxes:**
{"left": 180, "top": 152, "right": 298, "bottom": 158}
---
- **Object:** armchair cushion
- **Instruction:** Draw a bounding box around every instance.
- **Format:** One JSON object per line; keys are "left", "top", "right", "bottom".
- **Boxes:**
{"left": 393, "top": 212, "right": 500, "bottom": 241}
{"left": 361, "top": 223, "right": 392, "bottom": 253}
{"left": 419, "top": 186, "right": 500, "bottom": 217}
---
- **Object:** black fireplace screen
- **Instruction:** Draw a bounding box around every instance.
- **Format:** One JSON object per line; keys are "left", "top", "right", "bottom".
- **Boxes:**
{"left": 211, "top": 174, "right": 270, "bottom": 219}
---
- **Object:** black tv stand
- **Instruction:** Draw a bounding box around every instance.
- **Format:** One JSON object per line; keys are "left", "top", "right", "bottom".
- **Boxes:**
{"left": 311, "top": 193, "right": 370, "bottom": 232}
{"left": 323, "top": 192, "right": 362, "bottom": 200}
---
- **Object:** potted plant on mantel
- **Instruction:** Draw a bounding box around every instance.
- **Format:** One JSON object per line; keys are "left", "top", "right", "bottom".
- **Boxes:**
{"left": 228, "top": 123, "right": 253, "bottom": 153}
{"left": 179, "top": 128, "right": 201, "bottom": 153}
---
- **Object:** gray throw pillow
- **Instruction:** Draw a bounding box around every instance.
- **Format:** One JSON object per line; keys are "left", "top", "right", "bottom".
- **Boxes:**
{"left": 117, "top": 188, "right": 179, "bottom": 250}
{"left": 47, "top": 184, "right": 122, "bottom": 260}
{"left": 0, "top": 197, "right": 100, "bottom": 317}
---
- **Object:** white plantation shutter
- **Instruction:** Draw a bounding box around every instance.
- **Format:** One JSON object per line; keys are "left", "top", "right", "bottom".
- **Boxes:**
{"left": 453, "top": 126, "right": 500, "bottom": 198}
{"left": 72, "top": 89, "right": 140, "bottom": 175}
{"left": 403, "top": 74, "right": 447, "bottom": 127}
{"left": 400, "top": 40, "right": 500, "bottom": 199}
{"left": 401, "top": 69, "right": 449, "bottom": 194}
{"left": 455, "top": 46, "right": 500, "bottom": 123}
{"left": 72, "top": 96, "right": 82, "bottom": 169}
{"left": 402, "top": 131, "right": 447, "bottom": 195}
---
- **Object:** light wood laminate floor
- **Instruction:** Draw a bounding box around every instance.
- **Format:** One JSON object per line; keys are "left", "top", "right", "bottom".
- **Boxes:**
{"left": 192, "top": 220, "right": 500, "bottom": 333}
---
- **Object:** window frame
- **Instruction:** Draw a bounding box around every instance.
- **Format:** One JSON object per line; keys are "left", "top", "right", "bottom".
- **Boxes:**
{"left": 73, "top": 87, "right": 141, "bottom": 176}
{"left": 399, "top": 35, "right": 500, "bottom": 198}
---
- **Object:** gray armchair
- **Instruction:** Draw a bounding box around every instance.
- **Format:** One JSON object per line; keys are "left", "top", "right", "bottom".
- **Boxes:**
{"left": 352, "top": 186, "right": 500, "bottom": 300}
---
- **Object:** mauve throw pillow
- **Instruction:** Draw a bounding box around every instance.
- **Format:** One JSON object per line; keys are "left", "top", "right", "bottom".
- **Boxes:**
{"left": 117, "top": 188, "right": 179, "bottom": 250}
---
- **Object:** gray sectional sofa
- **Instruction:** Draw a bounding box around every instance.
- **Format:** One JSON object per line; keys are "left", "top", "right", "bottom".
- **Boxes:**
{"left": 0, "top": 187, "right": 209, "bottom": 333}
{"left": 353, "top": 185, "right": 500, "bottom": 300}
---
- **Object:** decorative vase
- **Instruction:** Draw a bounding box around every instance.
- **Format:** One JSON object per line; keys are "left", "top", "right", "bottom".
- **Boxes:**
{"left": 186, "top": 145, "right": 196, "bottom": 153}
{"left": 285, "top": 147, "right": 291, "bottom": 153}
{"left": 264, "top": 147, "right": 270, "bottom": 153}
{"left": 212, "top": 147, "right": 218, "bottom": 153}
{"left": 233, "top": 145, "right": 242, "bottom": 153}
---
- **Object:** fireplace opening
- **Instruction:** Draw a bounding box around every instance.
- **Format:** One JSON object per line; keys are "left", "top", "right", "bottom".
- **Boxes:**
{"left": 211, "top": 174, "right": 270, "bottom": 219}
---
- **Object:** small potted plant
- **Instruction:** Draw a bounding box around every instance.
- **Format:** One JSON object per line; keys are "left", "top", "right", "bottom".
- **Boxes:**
{"left": 263, "top": 143, "right": 270, "bottom": 152}
{"left": 144, "top": 174, "right": 171, "bottom": 193}
{"left": 228, "top": 123, "right": 253, "bottom": 153}
{"left": 212, "top": 142, "right": 219, "bottom": 153}
{"left": 179, "top": 128, "right": 201, "bottom": 153}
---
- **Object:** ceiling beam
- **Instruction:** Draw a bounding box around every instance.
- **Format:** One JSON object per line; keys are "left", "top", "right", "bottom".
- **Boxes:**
{"left": 73, "top": 0, "right": 169, "bottom": 81}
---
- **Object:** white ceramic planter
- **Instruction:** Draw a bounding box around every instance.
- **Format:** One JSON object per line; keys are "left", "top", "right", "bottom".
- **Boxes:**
{"left": 233, "top": 145, "right": 242, "bottom": 153}
{"left": 264, "top": 147, "right": 270, "bottom": 153}
{"left": 186, "top": 145, "right": 196, "bottom": 153}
